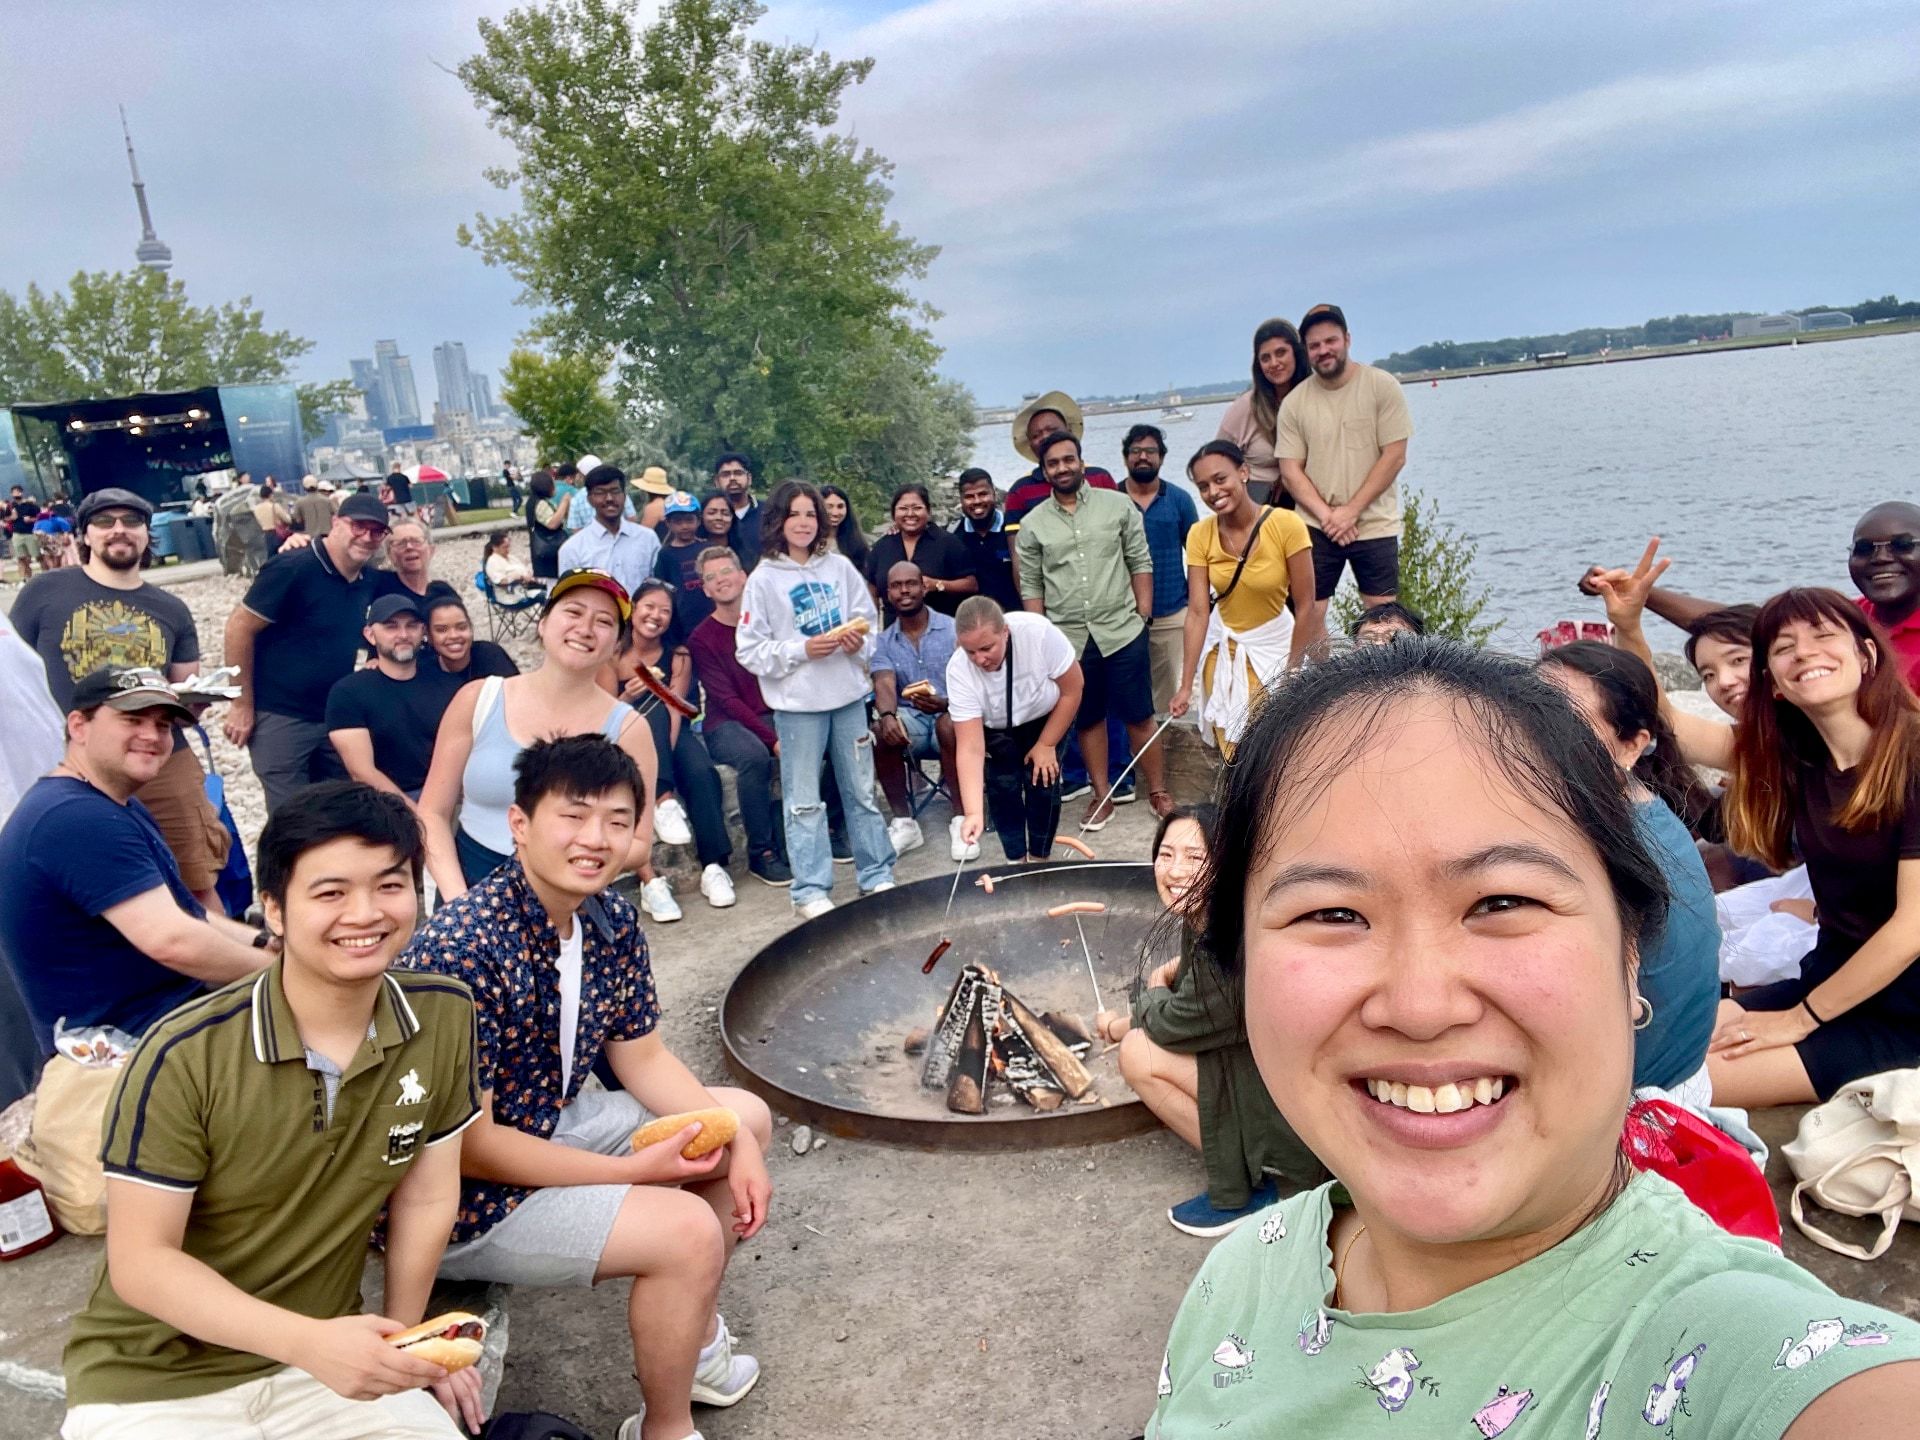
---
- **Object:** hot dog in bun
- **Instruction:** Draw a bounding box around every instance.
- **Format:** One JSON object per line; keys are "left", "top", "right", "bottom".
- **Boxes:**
{"left": 630, "top": 1106, "right": 740, "bottom": 1159}
{"left": 387, "top": 1311, "right": 487, "bottom": 1372}
{"left": 822, "top": 617, "right": 871, "bottom": 643}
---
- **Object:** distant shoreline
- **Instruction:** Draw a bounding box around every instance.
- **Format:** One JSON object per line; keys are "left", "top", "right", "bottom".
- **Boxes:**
{"left": 973, "top": 317, "right": 1920, "bottom": 424}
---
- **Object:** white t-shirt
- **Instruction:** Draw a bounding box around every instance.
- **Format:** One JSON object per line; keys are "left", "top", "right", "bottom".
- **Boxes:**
{"left": 946, "top": 611, "right": 1076, "bottom": 730}
{"left": 556, "top": 917, "right": 584, "bottom": 1094}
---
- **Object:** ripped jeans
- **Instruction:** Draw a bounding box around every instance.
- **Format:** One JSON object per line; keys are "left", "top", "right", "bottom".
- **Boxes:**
{"left": 773, "top": 699, "right": 895, "bottom": 904}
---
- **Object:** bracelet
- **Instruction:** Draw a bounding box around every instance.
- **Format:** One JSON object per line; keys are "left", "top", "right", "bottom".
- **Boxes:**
{"left": 1802, "top": 997, "right": 1826, "bottom": 1027}
{"left": 877, "top": 710, "right": 897, "bottom": 719}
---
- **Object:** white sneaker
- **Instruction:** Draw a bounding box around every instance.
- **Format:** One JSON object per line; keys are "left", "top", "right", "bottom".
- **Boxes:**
{"left": 641, "top": 875, "right": 682, "bottom": 922}
{"left": 654, "top": 796, "right": 693, "bottom": 846}
{"left": 949, "top": 815, "right": 981, "bottom": 861}
{"left": 691, "top": 1314, "right": 760, "bottom": 1408}
{"left": 795, "top": 896, "right": 836, "bottom": 920}
{"left": 618, "top": 1417, "right": 702, "bottom": 1440}
{"left": 700, "top": 863, "right": 736, "bottom": 908}
{"left": 865, "top": 880, "right": 896, "bottom": 895}
{"left": 888, "top": 816, "right": 925, "bottom": 855}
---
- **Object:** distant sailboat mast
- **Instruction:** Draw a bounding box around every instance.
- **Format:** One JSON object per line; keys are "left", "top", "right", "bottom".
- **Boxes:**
{"left": 120, "top": 105, "right": 173, "bottom": 273}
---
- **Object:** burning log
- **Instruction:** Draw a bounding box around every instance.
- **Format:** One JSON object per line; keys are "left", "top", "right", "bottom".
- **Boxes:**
{"left": 922, "top": 964, "right": 1096, "bottom": 1113}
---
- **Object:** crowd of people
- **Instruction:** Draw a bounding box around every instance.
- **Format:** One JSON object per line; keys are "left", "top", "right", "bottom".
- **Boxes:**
{"left": 6, "top": 299, "right": 1920, "bottom": 1436}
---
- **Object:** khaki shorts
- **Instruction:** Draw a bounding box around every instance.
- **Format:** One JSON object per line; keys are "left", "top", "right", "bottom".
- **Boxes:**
{"left": 136, "top": 744, "right": 232, "bottom": 897}
{"left": 62, "top": 1366, "right": 458, "bottom": 1439}
{"left": 13, "top": 531, "right": 41, "bottom": 560}
{"left": 1147, "top": 612, "right": 1185, "bottom": 715}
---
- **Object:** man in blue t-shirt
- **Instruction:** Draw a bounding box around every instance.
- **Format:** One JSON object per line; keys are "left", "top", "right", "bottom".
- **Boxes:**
{"left": 0, "top": 667, "right": 269, "bottom": 1057}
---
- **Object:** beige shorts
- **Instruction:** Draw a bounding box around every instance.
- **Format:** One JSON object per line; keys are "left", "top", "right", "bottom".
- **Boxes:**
{"left": 1147, "top": 611, "right": 1186, "bottom": 715}
{"left": 14, "top": 531, "right": 42, "bottom": 560}
{"left": 62, "top": 1366, "right": 458, "bottom": 1439}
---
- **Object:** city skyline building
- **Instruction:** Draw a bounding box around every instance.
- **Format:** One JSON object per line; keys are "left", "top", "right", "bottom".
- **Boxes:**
{"left": 432, "top": 341, "right": 475, "bottom": 423}
{"left": 348, "top": 356, "right": 390, "bottom": 431}
{"left": 119, "top": 106, "right": 172, "bottom": 274}
{"left": 471, "top": 372, "right": 494, "bottom": 419}
{"left": 374, "top": 340, "right": 422, "bottom": 428}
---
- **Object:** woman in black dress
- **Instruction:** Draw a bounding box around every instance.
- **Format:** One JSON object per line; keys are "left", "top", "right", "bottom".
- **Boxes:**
{"left": 863, "top": 483, "right": 977, "bottom": 621}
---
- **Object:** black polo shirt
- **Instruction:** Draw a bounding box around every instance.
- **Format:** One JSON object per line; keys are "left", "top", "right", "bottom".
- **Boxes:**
{"left": 241, "top": 539, "right": 377, "bottom": 723}
{"left": 373, "top": 571, "right": 461, "bottom": 608}
{"left": 952, "top": 514, "right": 1022, "bottom": 610}
{"left": 865, "top": 527, "right": 976, "bottom": 621}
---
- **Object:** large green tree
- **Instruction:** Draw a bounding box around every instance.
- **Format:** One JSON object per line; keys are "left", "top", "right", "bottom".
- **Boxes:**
{"left": 0, "top": 268, "right": 355, "bottom": 461}
{"left": 498, "top": 347, "right": 623, "bottom": 465}
{"left": 458, "top": 0, "right": 971, "bottom": 510}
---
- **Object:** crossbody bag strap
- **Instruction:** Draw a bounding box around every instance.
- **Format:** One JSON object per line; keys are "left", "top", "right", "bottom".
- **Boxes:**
{"left": 1211, "top": 499, "right": 1279, "bottom": 611}
{"left": 1003, "top": 628, "right": 1016, "bottom": 729}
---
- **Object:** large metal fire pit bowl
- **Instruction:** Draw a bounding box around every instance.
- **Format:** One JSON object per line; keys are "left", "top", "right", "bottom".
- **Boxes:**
{"left": 721, "top": 862, "right": 1165, "bottom": 1148}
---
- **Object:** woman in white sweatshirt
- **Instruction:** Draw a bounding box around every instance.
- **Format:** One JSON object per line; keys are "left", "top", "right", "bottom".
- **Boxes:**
{"left": 737, "top": 481, "right": 896, "bottom": 915}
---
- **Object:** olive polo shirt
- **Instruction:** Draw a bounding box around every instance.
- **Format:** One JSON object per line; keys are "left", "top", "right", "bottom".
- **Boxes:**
{"left": 64, "top": 962, "right": 480, "bottom": 1406}
{"left": 1013, "top": 484, "right": 1153, "bottom": 654}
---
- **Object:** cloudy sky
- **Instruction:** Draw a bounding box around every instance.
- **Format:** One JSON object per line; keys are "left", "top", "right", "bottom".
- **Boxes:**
{"left": 3, "top": 1, "right": 1914, "bottom": 406}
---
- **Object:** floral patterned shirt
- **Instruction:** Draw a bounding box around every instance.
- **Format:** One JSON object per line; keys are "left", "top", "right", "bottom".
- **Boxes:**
{"left": 397, "top": 858, "right": 659, "bottom": 1243}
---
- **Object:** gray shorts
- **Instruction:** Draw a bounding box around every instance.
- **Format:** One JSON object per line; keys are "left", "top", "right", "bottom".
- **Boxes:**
{"left": 437, "top": 1088, "right": 653, "bottom": 1288}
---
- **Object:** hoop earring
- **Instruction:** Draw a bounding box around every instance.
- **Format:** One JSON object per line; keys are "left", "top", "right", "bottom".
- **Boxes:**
{"left": 1631, "top": 994, "right": 1655, "bottom": 1031}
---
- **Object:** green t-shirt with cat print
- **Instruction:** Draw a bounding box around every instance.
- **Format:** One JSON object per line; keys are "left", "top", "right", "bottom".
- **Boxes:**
{"left": 1150, "top": 1173, "right": 1920, "bottom": 1439}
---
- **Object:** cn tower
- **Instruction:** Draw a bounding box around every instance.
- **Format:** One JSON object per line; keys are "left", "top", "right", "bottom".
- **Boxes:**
{"left": 120, "top": 105, "right": 172, "bottom": 273}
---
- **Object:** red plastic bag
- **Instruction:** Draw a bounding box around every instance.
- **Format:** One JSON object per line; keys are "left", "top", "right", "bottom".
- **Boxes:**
{"left": 1624, "top": 1099, "right": 1781, "bottom": 1245}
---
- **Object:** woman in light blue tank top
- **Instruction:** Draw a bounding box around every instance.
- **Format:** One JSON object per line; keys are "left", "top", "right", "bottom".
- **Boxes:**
{"left": 420, "top": 573, "right": 655, "bottom": 897}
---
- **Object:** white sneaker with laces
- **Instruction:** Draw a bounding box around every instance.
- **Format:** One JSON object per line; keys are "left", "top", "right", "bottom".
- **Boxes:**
{"left": 654, "top": 796, "right": 694, "bottom": 846}
{"left": 795, "top": 895, "right": 836, "bottom": 920}
{"left": 691, "top": 1314, "right": 761, "bottom": 1408}
{"left": 865, "top": 880, "right": 896, "bottom": 895}
{"left": 700, "top": 863, "right": 736, "bottom": 908}
{"left": 640, "top": 875, "right": 682, "bottom": 922}
{"left": 949, "top": 815, "right": 980, "bottom": 861}
{"left": 887, "top": 816, "right": 925, "bottom": 855}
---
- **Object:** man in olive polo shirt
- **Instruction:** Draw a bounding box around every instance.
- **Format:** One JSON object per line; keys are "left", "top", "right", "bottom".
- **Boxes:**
{"left": 1014, "top": 430, "right": 1167, "bottom": 830}
{"left": 62, "top": 782, "right": 483, "bottom": 1440}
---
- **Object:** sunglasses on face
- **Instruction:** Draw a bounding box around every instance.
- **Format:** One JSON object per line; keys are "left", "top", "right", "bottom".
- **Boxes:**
{"left": 87, "top": 513, "right": 147, "bottom": 531}
{"left": 1853, "top": 536, "right": 1920, "bottom": 560}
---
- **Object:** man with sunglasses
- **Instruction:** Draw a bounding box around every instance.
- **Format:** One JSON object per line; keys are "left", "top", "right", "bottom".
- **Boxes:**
{"left": 223, "top": 492, "right": 388, "bottom": 813}
{"left": 1577, "top": 501, "right": 1920, "bottom": 691}
{"left": 11, "top": 489, "right": 232, "bottom": 910}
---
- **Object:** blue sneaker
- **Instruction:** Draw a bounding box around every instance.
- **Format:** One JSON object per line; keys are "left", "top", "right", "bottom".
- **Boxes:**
{"left": 1168, "top": 1179, "right": 1281, "bottom": 1238}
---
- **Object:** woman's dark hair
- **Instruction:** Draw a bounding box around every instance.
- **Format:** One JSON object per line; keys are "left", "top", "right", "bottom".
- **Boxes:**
{"left": 424, "top": 593, "right": 470, "bottom": 625}
{"left": 529, "top": 469, "right": 555, "bottom": 501}
{"left": 1726, "top": 587, "right": 1920, "bottom": 870}
{"left": 485, "top": 528, "right": 512, "bottom": 555}
{"left": 760, "top": 480, "right": 829, "bottom": 558}
{"left": 1683, "top": 604, "right": 1759, "bottom": 668}
{"left": 1186, "top": 438, "right": 1248, "bottom": 479}
{"left": 1153, "top": 802, "right": 1217, "bottom": 857}
{"left": 258, "top": 484, "right": 273, "bottom": 500}
{"left": 257, "top": 780, "right": 423, "bottom": 906}
{"left": 820, "top": 484, "right": 869, "bottom": 569}
{"left": 1199, "top": 638, "right": 1669, "bottom": 982}
{"left": 513, "top": 734, "right": 645, "bottom": 817}
{"left": 1538, "top": 641, "right": 1715, "bottom": 832}
{"left": 1248, "top": 318, "right": 1308, "bottom": 445}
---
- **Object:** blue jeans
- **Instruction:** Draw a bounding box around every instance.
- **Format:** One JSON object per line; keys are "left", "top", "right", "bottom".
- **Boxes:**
{"left": 774, "top": 700, "right": 894, "bottom": 903}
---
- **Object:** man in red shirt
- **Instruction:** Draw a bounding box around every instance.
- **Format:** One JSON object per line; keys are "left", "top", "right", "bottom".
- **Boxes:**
{"left": 1577, "top": 501, "right": 1920, "bottom": 691}
{"left": 1002, "top": 391, "right": 1118, "bottom": 527}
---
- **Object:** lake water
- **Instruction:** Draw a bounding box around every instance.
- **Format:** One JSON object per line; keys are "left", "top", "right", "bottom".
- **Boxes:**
{"left": 966, "top": 332, "right": 1920, "bottom": 647}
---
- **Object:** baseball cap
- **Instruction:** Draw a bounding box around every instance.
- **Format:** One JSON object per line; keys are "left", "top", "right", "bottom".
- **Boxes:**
{"left": 637, "top": 466, "right": 673, "bottom": 496}
{"left": 367, "top": 594, "right": 423, "bottom": 625}
{"left": 75, "top": 488, "right": 153, "bottom": 528}
{"left": 1300, "top": 302, "right": 1348, "bottom": 335}
{"left": 544, "top": 567, "right": 633, "bottom": 622}
{"left": 314, "top": 478, "right": 337, "bottom": 493}
{"left": 337, "top": 492, "right": 390, "bottom": 527}
{"left": 70, "top": 666, "right": 195, "bottom": 725}
{"left": 575, "top": 454, "right": 605, "bottom": 476}
{"left": 663, "top": 490, "right": 700, "bottom": 516}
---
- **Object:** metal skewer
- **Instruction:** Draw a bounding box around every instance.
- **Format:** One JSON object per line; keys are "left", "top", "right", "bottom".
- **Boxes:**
{"left": 1079, "top": 713, "right": 1178, "bottom": 835}
{"left": 941, "top": 851, "right": 967, "bottom": 925}
{"left": 1073, "top": 913, "right": 1105, "bottom": 1015}
{"left": 972, "top": 861, "right": 1147, "bottom": 889}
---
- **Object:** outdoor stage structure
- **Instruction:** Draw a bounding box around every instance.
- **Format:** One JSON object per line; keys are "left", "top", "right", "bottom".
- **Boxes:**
{"left": 0, "top": 383, "right": 306, "bottom": 505}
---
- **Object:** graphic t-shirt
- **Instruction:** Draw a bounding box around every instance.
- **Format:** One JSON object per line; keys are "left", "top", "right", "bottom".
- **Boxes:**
{"left": 8, "top": 569, "right": 199, "bottom": 709}
{"left": 1150, "top": 1174, "right": 1920, "bottom": 1439}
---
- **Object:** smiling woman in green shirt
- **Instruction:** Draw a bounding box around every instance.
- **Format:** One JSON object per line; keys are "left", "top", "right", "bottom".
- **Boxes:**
{"left": 1149, "top": 640, "right": 1920, "bottom": 1440}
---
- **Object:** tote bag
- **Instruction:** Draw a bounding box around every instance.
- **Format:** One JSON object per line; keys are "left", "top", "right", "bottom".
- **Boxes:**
{"left": 1782, "top": 1068, "right": 1920, "bottom": 1260}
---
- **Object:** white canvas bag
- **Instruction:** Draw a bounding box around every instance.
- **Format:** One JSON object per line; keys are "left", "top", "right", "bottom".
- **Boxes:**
{"left": 1783, "top": 1068, "right": 1920, "bottom": 1260}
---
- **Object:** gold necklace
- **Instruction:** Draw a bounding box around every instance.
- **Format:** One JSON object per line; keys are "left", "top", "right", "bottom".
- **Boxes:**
{"left": 1333, "top": 1222, "right": 1369, "bottom": 1309}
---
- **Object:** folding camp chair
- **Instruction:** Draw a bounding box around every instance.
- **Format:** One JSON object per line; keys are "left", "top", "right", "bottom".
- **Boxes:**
{"left": 476, "top": 569, "right": 541, "bottom": 642}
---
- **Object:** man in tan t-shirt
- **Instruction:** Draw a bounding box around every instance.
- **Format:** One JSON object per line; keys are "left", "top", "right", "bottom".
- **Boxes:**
{"left": 1276, "top": 303, "right": 1413, "bottom": 629}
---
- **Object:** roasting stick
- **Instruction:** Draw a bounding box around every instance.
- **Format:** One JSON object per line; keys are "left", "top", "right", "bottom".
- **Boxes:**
{"left": 1073, "top": 913, "right": 1106, "bottom": 1015}
{"left": 1077, "top": 713, "right": 1178, "bottom": 835}
{"left": 922, "top": 852, "right": 971, "bottom": 974}
{"left": 972, "top": 860, "right": 1145, "bottom": 890}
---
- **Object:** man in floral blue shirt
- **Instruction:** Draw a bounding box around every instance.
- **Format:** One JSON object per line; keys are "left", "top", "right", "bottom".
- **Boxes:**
{"left": 399, "top": 735, "right": 773, "bottom": 1440}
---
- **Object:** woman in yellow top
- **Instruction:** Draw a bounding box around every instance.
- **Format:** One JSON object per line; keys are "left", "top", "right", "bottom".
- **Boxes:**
{"left": 1169, "top": 440, "right": 1319, "bottom": 754}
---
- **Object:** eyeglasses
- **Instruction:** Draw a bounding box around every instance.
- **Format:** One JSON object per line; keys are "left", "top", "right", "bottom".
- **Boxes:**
{"left": 1125, "top": 446, "right": 1164, "bottom": 458}
{"left": 1852, "top": 536, "right": 1919, "bottom": 560}
{"left": 346, "top": 519, "right": 389, "bottom": 539}
{"left": 86, "top": 513, "right": 147, "bottom": 531}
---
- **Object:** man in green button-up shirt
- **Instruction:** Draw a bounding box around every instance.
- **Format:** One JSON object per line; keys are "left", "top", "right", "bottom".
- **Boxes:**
{"left": 1015, "top": 431, "right": 1169, "bottom": 828}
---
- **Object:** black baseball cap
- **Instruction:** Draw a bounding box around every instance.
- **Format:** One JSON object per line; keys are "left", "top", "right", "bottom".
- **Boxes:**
{"left": 337, "top": 492, "right": 390, "bottom": 527}
{"left": 75, "top": 488, "right": 153, "bottom": 528}
{"left": 367, "top": 594, "right": 423, "bottom": 625}
{"left": 1300, "top": 303, "right": 1348, "bottom": 336}
{"left": 70, "top": 666, "right": 195, "bottom": 724}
